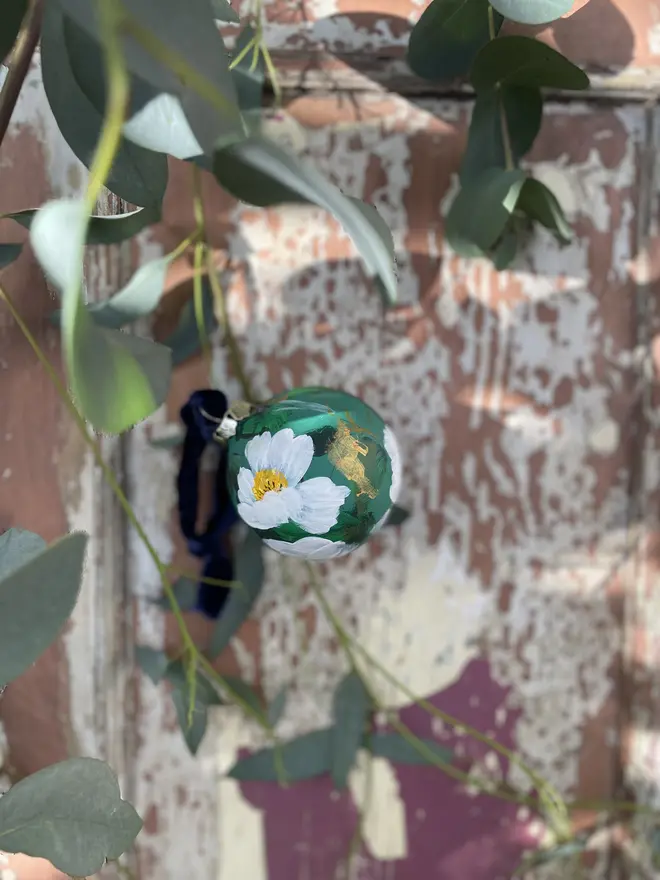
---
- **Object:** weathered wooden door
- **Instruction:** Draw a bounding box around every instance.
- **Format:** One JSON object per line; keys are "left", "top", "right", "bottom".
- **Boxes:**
{"left": 3, "top": 1, "right": 660, "bottom": 878}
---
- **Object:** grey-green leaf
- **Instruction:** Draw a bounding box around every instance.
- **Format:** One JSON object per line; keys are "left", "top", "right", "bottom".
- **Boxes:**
{"left": 0, "top": 757, "right": 142, "bottom": 875}
{"left": 163, "top": 279, "right": 218, "bottom": 366}
{"left": 228, "top": 729, "right": 333, "bottom": 782}
{"left": 85, "top": 254, "right": 172, "bottom": 330}
{"left": 135, "top": 646, "right": 170, "bottom": 684}
{"left": 445, "top": 169, "right": 526, "bottom": 255}
{"left": 222, "top": 676, "right": 265, "bottom": 719}
{"left": 267, "top": 688, "right": 287, "bottom": 728}
{"left": 211, "top": 0, "right": 241, "bottom": 22}
{"left": 213, "top": 136, "right": 397, "bottom": 305}
{"left": 516, "top": 177, "right": 572, "bottom": 243}
{"left": 383, "top": 504, "right": 410, "bottom": 527}
{"left": 489, "top": 0, "right": 573, "bottom": 24}
{"left": 331, "top": 671, "right": 371, "bottom": 789}
{"left": 407, "top": 0, "right": 503, "bottom": 82}
{"left": 209, "top": 528, "right": 264, "bottom": 658}
{"left": 470, "top": 36, "right": 589, "bottom": 92}
{"left": 369, "top": 732, "right": 453, "bottom": 765}
{"left": 0, "top": 533, "right": 87, "bottom": 688}
{"left": 460, "top": 87, "right": 542, "bottom": 184}
{"left": 491, "top": 225, "right": 519, "bottom": 270}
{"left": 7, "top": 205, "right": 160, "bottom": 245}
{"left": 0, "top": 528, "right": 46, "bottom": 580}
{"left": 165, "top": 659, "right": 224, "bottom": 755}
{"left": 0, "top": 1, "right": 27, "bottom": 61}
{"left": 41, "top": 2, "right": 168, "bottom": 207}
{"left": 0, "top": 243, "right": 22, "bottom": 268}
{"left": 232, "top": 27, "right": 264, "bottom": 117}
{"left": 153, "top": 575, "right": 198, "bottom": 609}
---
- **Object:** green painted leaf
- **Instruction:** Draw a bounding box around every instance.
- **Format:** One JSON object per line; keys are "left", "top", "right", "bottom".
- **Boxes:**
{"left": 369, "top": 732, "right": 453, "bottom": 765}
{"left": 490, "top": 0, "right": 573, "bottom": 25}
{"left": 211, "top": 0, "right": 241, "bottom": 22}
{"left": 165, "top": 659, "right": 223, "bottom": 754}
{"left": 0, "top": 757, "right": 142, "bottom": 874}
{"left": 0, "top": 1, "right": 27, "bottom": 61}
{"left": 7, "top": 205, "right": 160, "bottom": 245}
{"left": 213, "top": 137, "right": 398, "bottom": 305}
{"left": 331, "top": 671, "right": 371, "bottom": 789}
{"left": 153, "top": 576, "right": 198, "bottom": 610}
{"left": 384, "top": 504, "right": 410, "bottom": 527}
{"left": 267, "top": 688, "right": 287, "bottom": 728}
{"left": 460, "top": 87, "right": 542, "bottom": 183}
{"left": 516, "top": 177, "right": 572, "bottom": 243}
{"left": 209, "top": 528, "right": 264, "bottom": 658}
{"left": 163, "top": 278, "right": 218, "bottom": 366}
{"left": 59, "top": 0, "right": 245, "bottom": 155}
{"left": 232, "top": 27, "right": 264, "bottom": 117}
{"left": 470, "top": 36, "right": 589, "bottom": 91}
{"left": 228, "top": 729, "right": 333, "bottom": 782}
{"left": 0, "top": 533, "right": 87, "bottom": 688}
{"left": 41, "top": 2, "right": 168, "bottom": 207}
{"left": 407, "top": 0, "right": 503, "bottom": 82}
{"left": 31, "top": 199, "right": 172, "bottom": 434}
{"left": 0, "top": 528, "right": 47, "bottom": 580}
{"left": 0, "top": 243, "right": 22, "bottom": 268}
{"left": 135, "top": 646, "right": 170, "bottom": 684}
{"left": 445, "top": 169, "right": 526, "bottom": 255}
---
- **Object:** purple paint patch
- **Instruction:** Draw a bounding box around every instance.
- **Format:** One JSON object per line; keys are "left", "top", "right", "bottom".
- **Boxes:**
{"left": 237, "top": 659, "right": 540, "bottom": 879}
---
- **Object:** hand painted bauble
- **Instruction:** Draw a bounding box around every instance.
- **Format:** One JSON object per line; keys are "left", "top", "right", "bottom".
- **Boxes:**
{"left": 226, "top": 387, "right": 402, "bottom": 559}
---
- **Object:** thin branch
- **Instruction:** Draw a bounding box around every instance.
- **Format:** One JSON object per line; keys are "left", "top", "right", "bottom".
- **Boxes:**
{"left": 0, "top": 0, "right": 44, "bottom": 149}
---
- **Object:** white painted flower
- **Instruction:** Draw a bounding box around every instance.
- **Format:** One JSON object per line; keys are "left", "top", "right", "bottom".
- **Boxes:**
{"left": 264, "top": 537, "right": 357, "bottom": 559}
{"left": 383, "top": 426, "right": 402, "bottom": 503}
{"left": 237, "top": 428, "right": 350, "bottom": 533}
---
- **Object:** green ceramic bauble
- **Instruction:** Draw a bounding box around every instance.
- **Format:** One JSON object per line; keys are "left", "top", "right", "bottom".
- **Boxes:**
{"left": 225, "top": 387, "right": 402, "bottom": 559}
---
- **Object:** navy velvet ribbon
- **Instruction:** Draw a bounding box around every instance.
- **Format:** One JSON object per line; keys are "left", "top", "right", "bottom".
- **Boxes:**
{"left": 177, "top": 389, "right": 238, "bottom": 619}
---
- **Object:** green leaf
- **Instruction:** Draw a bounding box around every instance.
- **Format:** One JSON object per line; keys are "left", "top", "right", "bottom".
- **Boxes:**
{"left": 0, "top": 1, "right": 27, "bottom": 61}
{"left": 445, "top": 169, "right": 526, "bottom": 255}
{"left": 267, "top": 688, "right": 287, "bottom": 728}
{"left": 222, "top": 676, "right": 266, "bottom": 719}
{"left": 0, "top": 533, "right": 87, "bottom": 688}
{"left": 135, "top": 646, "right": 170, "bottom": 684}
{"left": 84, "top": 253, "right": 175, "bottom": 330}
{"left": 0, "top": 757, "right": 142, "bottom": 875}
{"left": 470, "top": 36, "right": 589, "bottom": 91}
{"left": 407, "top": 0, "right": 503, "bottom": 82}
{"left": 211, "top": 0, "right": 241, "bottom": 22}
{"left": 489, "top": 0, "right": 573, "bottom": 25}
{"left": 0, "top": 528, "right": 47, "bottom": 579}
{"left": 491, "top": 225, "right": 519, "bottom": 269}
{"left": 369, "top": 732, "right": 453, "bottom": 765}
{"left": 165, "top": 659, "right": 223, "bottom": 755}
{"left": 213, "top": 137, "right": 397, "bottom": 305}
{"left": 383, "top": 504, "right": 410, "bottom": 527}
{"left": 228, "top": 729, "right": 332, "bottom": 782}
{"left": 460, "top": 87, "right": 542, "bottom": 183}
{"left": 41, "top": 2, "right": 168, "bottom": 207}
{"left": 163, "top": 278, "right": 218, "bottom": 366}
{"left": 6, "top": 205, "right": 160, "bottom": 245}
{"left": 232, "top": 27, "right": 264, "bottom": 117}
{"left": 153, "top": 575, "right": 198, "bottom": 609}
{"left": 0, "top": 244, "right": 22, "bottom": 268}
{"left": 516, "top": 177, "right": 572, "bottom": 243}
{"left": 31, "top": 199, "right": 172, "bottom": 434}
{"left": 331, "top": 671, "right": 371, "bottom": 789}
{"left": 59, "top": 0, "right": 245, "bottom": 155}
{"left": 208, "top": 528, "right": 264, "bottom": 658}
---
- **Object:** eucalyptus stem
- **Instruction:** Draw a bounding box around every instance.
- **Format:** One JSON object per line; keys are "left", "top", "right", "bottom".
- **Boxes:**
{"left": 0, "top": 0, "right": 43, "bottom": 149}
{"left": 191, "top": 166, "right": 211, "bottom": 365}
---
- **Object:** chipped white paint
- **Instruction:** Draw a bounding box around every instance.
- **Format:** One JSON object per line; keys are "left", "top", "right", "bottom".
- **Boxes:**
{"left": 348, "top": 752, "right": 408, "bottom": 861}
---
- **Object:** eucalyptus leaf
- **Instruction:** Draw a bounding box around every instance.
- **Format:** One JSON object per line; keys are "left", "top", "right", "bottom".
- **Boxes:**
{"left": 165, "top": 659, "right": 224, "bottom": 755}
{"left": 0, "top": 757, "right": 142, "bottom": 875}
{"left": 153, "top": 575, "right": 198, "bottom": 609}
{"left": 231, "top": 27, "right": 264, "bottom": 117}
{"left": 228, "top": 729, "right": 333, "bottom": 782}
{"left": 0, "top": 532, "right": 87, "bottom": 689}
{"left": 0, "top": 243, "right": 21, "bottom": 268}
{"left": 331, "top": 671, "right": 371, "bottom": 789}
{"left": 6, "top": 205, "right": 161, "bottom": 245}
{"left": 135, "top": 646, "right": 170, "bottom": 684}
{"left": 84, "top": 253, "right": 174, "bottom": 330}
{"left": 213, "top": 137, "right": 397, "bottom": 304}
{"left": 460, "top": 87, "right": 542, "bottom": 183}
{"left": 208, "top": 528, "right": 264, "bottom": 658}
{"left": 211, "top": 0, "right": 241, "bottom": 23}
{"left": 470, "top": 36, "right": 589, "bottom": 92}
{"left": 516, "top": 177, "right": 572, "bottom": 243}
{"left": 41, "top": 2, "right": 168, "bottom": 207}
{"left": 491, "top": 225, "right": 519, "bottom": 269}
{"left": 163, "top": 278, "right": 218, "bottom": 366}
{"left": 370, "top": 732, "right": 453, "bottom": 765}
{"left": 0, "top": 1, "right": 27, "bottom": 61}
{"left": 0, "top": 528, "right": 46, "bottom": 580}
{"left": 31, "top": 199, "right": 172, "bottom": 434}
{"left": 489, "top": 0, "right": 573, "bottom": 24}
{"left": 407, "top": 0, "right": 503, "bottom": 82}
{"left": 445, "top": 169, "right": 526, "bottom": 255}
{"left": 267, "top": 688, "right": 287, "bottom": 728}
{"left": 222, "top": 676, "right": 266, "bottom": 719}
{"left": 383, "top": 504, "right": 410, "bottom": 527}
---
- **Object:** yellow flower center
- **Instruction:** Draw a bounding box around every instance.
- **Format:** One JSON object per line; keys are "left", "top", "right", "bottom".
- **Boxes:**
{"left": 253, "top": 468, "right": 288, "bottom": 501}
